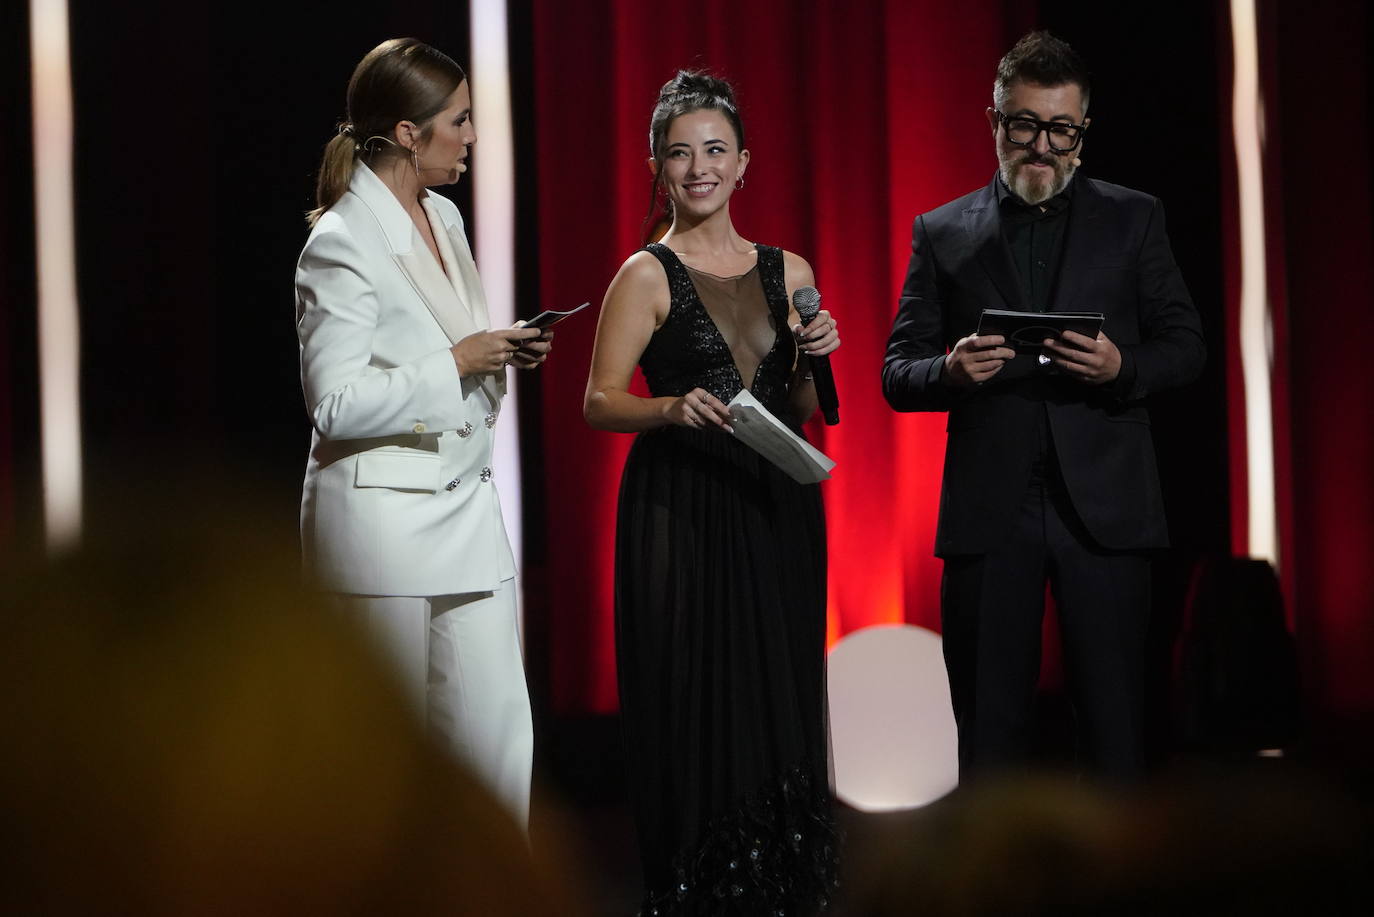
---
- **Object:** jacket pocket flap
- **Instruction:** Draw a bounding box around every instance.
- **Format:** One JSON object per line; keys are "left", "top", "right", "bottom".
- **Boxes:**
{"left": 355, "top": 451, "right": 441, "bottom": 492}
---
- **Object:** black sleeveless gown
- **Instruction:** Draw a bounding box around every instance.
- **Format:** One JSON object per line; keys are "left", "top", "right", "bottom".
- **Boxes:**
{"left": 616, "top": 243, "right": 839, "bottom": 916}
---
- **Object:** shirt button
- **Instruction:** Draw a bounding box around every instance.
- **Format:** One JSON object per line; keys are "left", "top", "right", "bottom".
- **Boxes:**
{"left": 444, "top": 477, "right": 460, "bottom": 491}
{"left": 480, "top": 467, "right": 492, "bottom": 482}
{"left": 412, "top": 422, "right": 427, "bottom": 433}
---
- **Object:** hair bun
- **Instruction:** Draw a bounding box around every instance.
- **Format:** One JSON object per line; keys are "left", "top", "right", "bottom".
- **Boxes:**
{"left": 646, "top": 69, "right": 746, "bottom": 156}
{"left": 660, "top": 69, "right": 737, "bottom": 109}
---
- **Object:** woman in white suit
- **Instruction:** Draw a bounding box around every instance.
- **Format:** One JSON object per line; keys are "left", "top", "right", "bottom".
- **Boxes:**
{"left": 296, "top": 38, "right": 550, "bottom": 827}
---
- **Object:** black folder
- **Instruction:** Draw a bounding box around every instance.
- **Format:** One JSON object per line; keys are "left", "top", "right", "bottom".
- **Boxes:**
{"left": 975, "top": 309, "right": 1105, "bottom": 355}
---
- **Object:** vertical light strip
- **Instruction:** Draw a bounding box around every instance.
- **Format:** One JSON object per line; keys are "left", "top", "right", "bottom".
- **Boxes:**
{"left": 31, "top": 0, "right": 83, "bottom": 553}
{"left": 1231, "top": 0, "right": 1278, "bottom": 567}
{"left": 470, "top": 0, "right": 523, "bottom": 596}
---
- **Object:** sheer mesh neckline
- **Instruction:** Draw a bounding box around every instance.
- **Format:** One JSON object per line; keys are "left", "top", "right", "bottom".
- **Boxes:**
{"left": 675, "top": 252, "right": 776, "bottom": 394}
{"left": 680, "top": 261, "right": 760, "bottom": 282}
{"left": 639, "top": 242, "right": 795, "bottom": 412}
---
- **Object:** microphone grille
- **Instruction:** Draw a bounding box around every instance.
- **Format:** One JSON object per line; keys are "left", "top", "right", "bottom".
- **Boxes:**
{"left": 792, "top": 286, "right": 821, "bottom": 322}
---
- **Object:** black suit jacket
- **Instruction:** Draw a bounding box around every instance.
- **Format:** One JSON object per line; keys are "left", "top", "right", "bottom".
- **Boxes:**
{"left": 882, "top": 174, "right": 1205, "bottom": 557}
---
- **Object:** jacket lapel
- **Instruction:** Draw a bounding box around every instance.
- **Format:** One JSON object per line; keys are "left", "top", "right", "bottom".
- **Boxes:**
{"left": 392, "top": 243, "right": 482, "bottom": 346}
{"left": 962, "top": 176, "right": 1024, "bottom": 310}
{"left": 1050, "top": 176, "right": 1100, "bottom": 309}
{"left": 348, "top": 166, "right": 504, "bottom": 404}
{"left": 428, "top": 201, "right": 492, "bottom": 330}
{"left": 422, "top": 197, "right": 505, "bottom": 402}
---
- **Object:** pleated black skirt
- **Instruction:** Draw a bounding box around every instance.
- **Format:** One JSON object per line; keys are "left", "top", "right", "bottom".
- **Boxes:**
{"left": 615, "top": 425, "right": 839, "bottom": 916}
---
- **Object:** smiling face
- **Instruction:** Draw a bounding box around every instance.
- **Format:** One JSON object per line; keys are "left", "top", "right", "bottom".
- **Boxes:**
{"left": 415, "top": 80, "right": 476, "bottom": 186}
{"left": 658, "top": 108, "right": 748, "bottom": 221}
{"left": 988, "top": 80, "right": 1087, "bottom": 205}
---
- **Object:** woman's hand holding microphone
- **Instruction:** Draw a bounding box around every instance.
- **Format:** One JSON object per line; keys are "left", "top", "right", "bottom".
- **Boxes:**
{"left": 792, "top": 309, "right": 839, "bottom": 357}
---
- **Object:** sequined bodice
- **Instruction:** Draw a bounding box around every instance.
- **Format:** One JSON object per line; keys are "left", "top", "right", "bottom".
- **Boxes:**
{"left": 640, "top": 243, "right": 796, "bottom": 417}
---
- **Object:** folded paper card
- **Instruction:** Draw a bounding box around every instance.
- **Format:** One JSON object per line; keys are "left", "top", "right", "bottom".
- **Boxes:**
{"left": 727, "top": 389, "right": 835, "bottom": 484}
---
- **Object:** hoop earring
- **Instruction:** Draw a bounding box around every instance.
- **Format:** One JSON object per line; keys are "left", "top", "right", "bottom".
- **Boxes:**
{"left": 735, "top": 174, "right": 745, "bottom": 190}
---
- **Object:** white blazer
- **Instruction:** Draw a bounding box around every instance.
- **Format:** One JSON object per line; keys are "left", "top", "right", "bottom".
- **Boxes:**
{"left": 296, "top": 163, "right": 515, "bottom": 596}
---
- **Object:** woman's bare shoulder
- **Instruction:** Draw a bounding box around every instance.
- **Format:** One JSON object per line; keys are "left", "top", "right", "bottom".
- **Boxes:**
{"left": 779, "top": 249, "right": 816, "bottom": 291}
{"left": 606, "top": 249, "right": 669, "bottom": 300}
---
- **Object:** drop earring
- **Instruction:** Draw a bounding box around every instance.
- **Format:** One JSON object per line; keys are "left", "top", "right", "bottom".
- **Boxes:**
{"left": 411, "top": 145, "right": 421, "bottom": 178}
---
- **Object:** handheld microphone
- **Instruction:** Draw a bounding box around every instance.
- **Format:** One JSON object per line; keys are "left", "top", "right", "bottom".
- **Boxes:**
{"left": 792, "top": 286, "right": 839, "bottom": 425}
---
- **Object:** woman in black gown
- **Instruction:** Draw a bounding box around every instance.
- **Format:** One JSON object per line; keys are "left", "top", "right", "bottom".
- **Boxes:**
{"left": 584, "top": 71, "right": 841, "bottom": 915}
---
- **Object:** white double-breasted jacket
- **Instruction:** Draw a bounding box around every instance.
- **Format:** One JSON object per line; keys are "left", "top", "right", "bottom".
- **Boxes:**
{"left": 296, "top": 164, "right": 515, "bottom": 596}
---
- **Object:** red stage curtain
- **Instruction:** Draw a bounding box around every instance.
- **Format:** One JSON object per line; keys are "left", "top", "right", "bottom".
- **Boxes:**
{"left": 1270, "top": 2, "right": 1374, "bottom": 734}
{"left": 530, "top": 0, "right": 1023, "bottom": 714}
{"left": 1217, "top": 0, "right": 1374, "bottom": 740}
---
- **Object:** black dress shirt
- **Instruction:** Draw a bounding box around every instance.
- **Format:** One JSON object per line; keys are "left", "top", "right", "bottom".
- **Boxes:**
{"left": 995, "top": 175, "right": 1078, "bottom": 480}
{"left": 996, "top": 175, "right": 1075, "bottom": 312}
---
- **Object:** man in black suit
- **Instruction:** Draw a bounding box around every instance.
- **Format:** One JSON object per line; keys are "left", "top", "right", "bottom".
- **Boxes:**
{"left": 882, "top": 31, "right": 1205, "bottom": 780}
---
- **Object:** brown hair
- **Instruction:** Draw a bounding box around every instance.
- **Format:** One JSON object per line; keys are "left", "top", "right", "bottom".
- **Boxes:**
{"left": 307, "top": 38, "right": 466, "bottom": 226}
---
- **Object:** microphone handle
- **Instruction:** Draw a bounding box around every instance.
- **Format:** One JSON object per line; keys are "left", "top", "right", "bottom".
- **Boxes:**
{"left": 808, "top": 353, "right": 840, "bottom": 425}
{"left": 793, "top": 286, "right": 839, "bottom": 425}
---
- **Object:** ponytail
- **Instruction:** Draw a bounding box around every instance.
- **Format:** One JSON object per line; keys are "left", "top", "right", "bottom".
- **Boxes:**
{"left": 307, "top": 131, "right": 359, "bottom": 226}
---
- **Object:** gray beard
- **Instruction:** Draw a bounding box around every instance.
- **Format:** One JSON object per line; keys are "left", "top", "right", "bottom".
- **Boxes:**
{"left": 1001, "top": 159, "right": 1072, "bottom": 205}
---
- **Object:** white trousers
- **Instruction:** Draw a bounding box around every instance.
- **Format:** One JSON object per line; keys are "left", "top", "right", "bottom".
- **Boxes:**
{"left": 335, "top": 580, "right": 533, "bottom": 828}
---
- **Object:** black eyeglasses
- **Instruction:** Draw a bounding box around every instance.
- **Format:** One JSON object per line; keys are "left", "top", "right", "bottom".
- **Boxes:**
{"left": 991, "top": 110, "right": 1087, "bottom": 153}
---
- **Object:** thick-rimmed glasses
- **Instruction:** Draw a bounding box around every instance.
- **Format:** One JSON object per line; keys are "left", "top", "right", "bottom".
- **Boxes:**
{"left": 992, "top": 110, "right": 1087, "bottom": 153}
